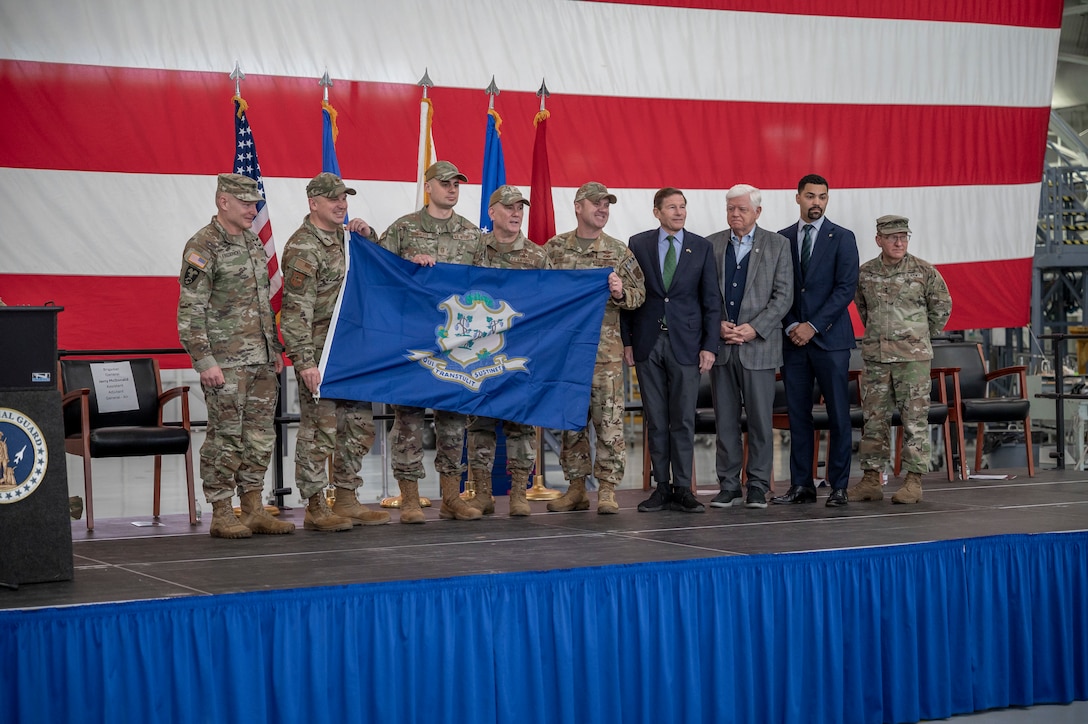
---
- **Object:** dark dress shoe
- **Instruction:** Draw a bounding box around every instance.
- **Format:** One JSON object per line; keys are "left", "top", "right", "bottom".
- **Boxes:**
{"left": 637, "top": 486, "right": 671, "bottom": 512}
{"left": 825, "top": 488, "right": 849, "bottom": 507}
{"left": 771, "top": 485, "right": 817, "bottom": 505}
{"left": 670, "top": 487, "right": 706, "bottom": 513}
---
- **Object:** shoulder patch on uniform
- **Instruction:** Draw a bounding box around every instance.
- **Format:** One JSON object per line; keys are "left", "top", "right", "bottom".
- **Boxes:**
{"left": 289, "top": 257, "right": 316, "bottom": 276}
{"left": 286, "top": 269, "right": 308, "bottom": 291}
{"left": 187, "top": 251, "right": 208, "bottom": 269}
{"left": 182, "top": 265, "right": 202, "bottom": 287}
{"left": 622, "top": 257, "right": 640, "bottom": 274}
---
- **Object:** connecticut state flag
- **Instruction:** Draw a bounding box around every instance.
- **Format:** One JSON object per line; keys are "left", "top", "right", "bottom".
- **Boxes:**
{"left": 318, "top": 235, "right": 612, "bottom": 430}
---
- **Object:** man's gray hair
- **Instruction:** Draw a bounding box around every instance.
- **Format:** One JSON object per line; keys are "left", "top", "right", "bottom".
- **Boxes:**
{"left": 726, "top": 183, "right": 761, "bottom": 208}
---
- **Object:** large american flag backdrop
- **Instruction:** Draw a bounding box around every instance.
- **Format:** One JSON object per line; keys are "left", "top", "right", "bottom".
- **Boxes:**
{"left": 0, "top": 0, "right": 1062, "bottom": 368}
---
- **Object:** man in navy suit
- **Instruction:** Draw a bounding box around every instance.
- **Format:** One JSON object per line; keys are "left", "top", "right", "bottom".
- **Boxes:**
{"left": 772, "top": 174, "right": 859, "bottom": 508}
{"left": 622, "top": 188, "right": 720, "bottom": 513}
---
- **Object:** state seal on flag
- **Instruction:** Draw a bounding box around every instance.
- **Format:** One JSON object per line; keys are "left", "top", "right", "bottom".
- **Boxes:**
{"left": 407, "top": 290, "right": 530, "bottom": 391}
{"left": 0, "top": 407, "right": 49, "bottom": 504}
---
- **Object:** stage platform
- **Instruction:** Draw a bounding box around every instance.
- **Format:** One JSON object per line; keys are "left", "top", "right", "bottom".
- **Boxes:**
{"left": 3, "top": 468, "right": 1086, "bottom": 611}
{"left": 2, "top": 468, "right": 1087, "bottom": 724}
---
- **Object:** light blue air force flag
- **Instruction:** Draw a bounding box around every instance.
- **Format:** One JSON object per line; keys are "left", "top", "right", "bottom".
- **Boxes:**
{"left": 318, "top": 235, "right": 612, "bottom": 430}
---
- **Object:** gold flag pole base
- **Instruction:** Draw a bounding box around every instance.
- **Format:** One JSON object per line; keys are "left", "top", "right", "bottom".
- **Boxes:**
{"left": 460, "top": 475, "right": 476, "bottom": 501}
{"left": 380, "top": 495, "right": 432, "bottom": 508}
{"left": 525, "top": 474, "right": 562, "bottom": 501}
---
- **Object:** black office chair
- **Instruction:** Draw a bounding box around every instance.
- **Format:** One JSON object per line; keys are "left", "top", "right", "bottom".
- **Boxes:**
{"left": 59, "top": 358, "right": 197, "bottom": 531}
{"left": 930, "top": 342, "right": 1033, "bottom": 479}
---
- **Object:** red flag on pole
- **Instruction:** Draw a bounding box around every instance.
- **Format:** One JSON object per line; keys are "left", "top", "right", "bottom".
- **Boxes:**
{"left": 528, "top": 109, "right": 554, "bottom": 246}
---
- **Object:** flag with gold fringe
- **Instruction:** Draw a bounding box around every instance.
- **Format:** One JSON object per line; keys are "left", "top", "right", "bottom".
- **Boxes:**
{"left": 478, "top": 108, "right": 505, "bottom": 231}
{"left": 528, "top": 108, "right": 555, "bottom": 246}
{"left": 415, "top": 97, "right": 436, "bottom": 209}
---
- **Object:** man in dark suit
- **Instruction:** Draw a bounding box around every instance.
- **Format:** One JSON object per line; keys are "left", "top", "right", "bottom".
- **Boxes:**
{"left": 771, "top": 174, "right": 859, "bottom": 508}
{"left": 707, "top": 184, "right": 793, "bottom": 509}
{"left": 621, "top": 188, "right": 720, "bottom": 514}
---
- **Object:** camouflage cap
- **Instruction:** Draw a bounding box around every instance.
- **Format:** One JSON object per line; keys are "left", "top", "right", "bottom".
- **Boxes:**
{"left": 306, "top": 172, "right": 356, "bottom": 198}
{"left": 489, "top": 184, "right": 530, "bottom": 207}
{"left": 424, "top": 160, "right": 469, "bottom": 183}
{"left": 216, "top": 173, "right": 263, "bottom": 202}
{"left": 574, "top": 181, "right": 617, "bottom": 204}
{"left": 876, "top": 215, "right": 911, "bottom": 234}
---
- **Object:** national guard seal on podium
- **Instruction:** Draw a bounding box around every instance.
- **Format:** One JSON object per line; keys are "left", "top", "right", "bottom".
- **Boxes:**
{"left": 0, "top": 306, "right": 73, "bottom": 587}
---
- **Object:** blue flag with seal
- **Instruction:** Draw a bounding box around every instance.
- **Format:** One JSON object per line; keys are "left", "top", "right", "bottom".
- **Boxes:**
{"left": 318, "top": 235, "right": 611, "bottom": 430}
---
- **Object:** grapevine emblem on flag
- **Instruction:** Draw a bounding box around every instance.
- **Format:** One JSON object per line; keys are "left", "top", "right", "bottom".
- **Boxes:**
{"left": 407, "top": 291, "right": 529, "bottom": 391}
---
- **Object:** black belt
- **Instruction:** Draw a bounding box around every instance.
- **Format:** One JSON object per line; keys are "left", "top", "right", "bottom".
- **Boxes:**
{"left": 659, "top": 320, "right": 668, "bottom": 332}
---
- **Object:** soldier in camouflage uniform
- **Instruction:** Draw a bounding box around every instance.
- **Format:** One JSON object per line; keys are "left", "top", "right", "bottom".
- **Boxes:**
{"left": 465, "top": 185, "right": 552, "bottom": 517}
{"left": 379, "top": 161, "right": 486, "bottom": 524}
{"left": 177, "top": 173, "right": 294, "bottom": 538}
{"left": 281, "top": 173, "right": 391, "bottom": 532}
{"left": 850, "top": 215, "right": 952, "bottom": 504}
{"left": 544, "top": 182, "right": 646, "bottom": 514}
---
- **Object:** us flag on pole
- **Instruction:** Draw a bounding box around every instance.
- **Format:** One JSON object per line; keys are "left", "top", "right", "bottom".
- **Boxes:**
{"left": 232, "top": 96, "right": 283, "bottom": 313}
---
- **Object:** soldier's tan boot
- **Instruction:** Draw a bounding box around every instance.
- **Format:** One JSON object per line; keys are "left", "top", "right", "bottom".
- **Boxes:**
{"left": 547, "top": 477, "right": 590, "bottom": 512}
{"left": 439, "top": 474, "right": 483, "bottom": 520}
{"left": 239, "top": 490, "right": 295, "bottom": 534}
{"left": 892, "top": 471, "right": 924, "bottom": 504}
{"left": 398, "top": 480, "right": 426, "bottom": 524}
{"left": 304, "top": 492, "right": 353, "bottom": 532}
{"left": 849, "top": 469, "right": 885, "bottom": 502}
{"left": 465, "top": 473, "right": 496, "bottom": 515}
{"left": 209, "top": 499, "right": 253, "bottom": 539}
{"left": 332, "top": 487, "right": 391, "bottom": 526}
{"left": 597, "top": 481, "right": 620, "bottom": 515}
{"left": 509, "top": 470, "right": 532, "bottom": 517}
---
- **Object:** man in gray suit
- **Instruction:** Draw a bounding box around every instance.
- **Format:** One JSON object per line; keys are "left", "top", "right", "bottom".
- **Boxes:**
{"left": 707, "top": 184, "right": 793, "bottom": 508}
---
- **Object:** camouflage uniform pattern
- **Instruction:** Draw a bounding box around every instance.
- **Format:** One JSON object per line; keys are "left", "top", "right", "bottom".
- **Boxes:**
{"left": 544, "top": 230, "right": 646, "bottom": 484}
{"left": 379, "top": 208, "right": 485, "bottom": 480}
{"left": 855, "top": 252, "right": 953, "bottom": 472}
{"left": 281, "top": 215, "right": 379, "bottom": 499}
{"left": 177, "top": 217, "right": 282, "bottom": 501}
{"left": 379, "top": 208, "right": 484, "bottom": 266}
{"left": 467, "top": 231, "right": 552, "bottom": 475}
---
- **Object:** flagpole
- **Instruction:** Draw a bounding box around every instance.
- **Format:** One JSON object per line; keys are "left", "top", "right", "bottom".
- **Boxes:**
{"left": 314, "top": 72, "right": 430, "bottom": 512}
{"left": 525, "top": 78, "right": 562, "bottom": 502}
{"left": 415, "top": 69, "right": 435, "bottom": 209}
{"left": 383, "top": 71, "right": 439, "bottom": 511}
{"left": 228, "top": 60, "right": 288, "bottom": 515}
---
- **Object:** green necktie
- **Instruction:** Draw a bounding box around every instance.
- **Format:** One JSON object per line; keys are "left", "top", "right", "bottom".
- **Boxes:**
{"left": 661, "top": 235, "right": 678, "bottom": 329}
{"left": 663, "top": 235, "right": 678, "bottom": 290}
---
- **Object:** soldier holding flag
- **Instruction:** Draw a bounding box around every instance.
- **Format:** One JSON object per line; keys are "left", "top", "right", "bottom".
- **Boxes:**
{"left": 465, "top": 185, "right": 552, "bottom": 517}
{"left": 379, "top": 161, "right": 486, "bottom": 524}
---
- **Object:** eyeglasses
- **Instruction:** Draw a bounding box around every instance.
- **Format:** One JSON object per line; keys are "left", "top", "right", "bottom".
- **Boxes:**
{"left": 879, "top": 233, "right": 911, "bottom": 244}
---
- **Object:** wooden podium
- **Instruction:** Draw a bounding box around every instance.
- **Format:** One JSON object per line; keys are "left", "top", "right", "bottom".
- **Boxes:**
{"left": 0, "top": 306, "right": 73, "bottom": 587}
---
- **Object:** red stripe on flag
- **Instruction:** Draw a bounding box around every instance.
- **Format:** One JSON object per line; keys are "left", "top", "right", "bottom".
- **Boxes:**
{"left": 582, "top": 0, "right": 1063, "bottom": 28}
{"left": 938, "top": 257, "right": 1032, "bottom": 331}
{"left": 848, "top": 257, "right": 1032, "bottom": 336}
{"left": 0, "top": 273, "right": 191, "bottom": 369}
{"left": 0, "top": 61, "right": 1049, "bottom": 190}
